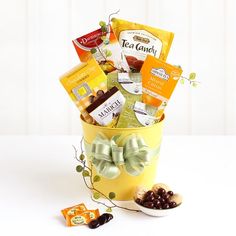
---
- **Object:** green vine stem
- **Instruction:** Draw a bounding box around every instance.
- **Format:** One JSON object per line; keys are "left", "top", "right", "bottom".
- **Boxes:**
{"left": 73, "top": 138, "right": 140, "bottom": 213}
{"left": 89, "top": 10, "right": 127, "bottom": 73}
{"left": 175, "top": 66, "right": 199, "bottom": 87}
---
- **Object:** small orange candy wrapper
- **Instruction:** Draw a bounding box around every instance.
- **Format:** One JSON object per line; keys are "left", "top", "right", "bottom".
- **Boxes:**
{"left": 61, "top": 203, "right": 87, "bottom": 219}
{"left": 65, "top": 209, "right": 100, "bottom": 227}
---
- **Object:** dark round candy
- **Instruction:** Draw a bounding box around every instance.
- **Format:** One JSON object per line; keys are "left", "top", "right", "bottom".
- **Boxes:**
{"left": 103, "top": 213, "right": 113, "bottom": 222}
{"left": 98, "top": 214, "right": 107, "bottom": 225}
{"left": 135, "top": 198, "right": 142, "bottom": 205}
{"left": 167, "top": 191, "right": 174, "bottom": 196}
{"left": 155, "top": 204, "right": 162, "bottom": 209}
{"left": 160, "top": 198, "right": 166, "bottom": 204}
{"left": 144, "top": 191, "right": 155, "bottom": 202}
{"left": 157, "top": 188, "right": 166, "bottom": 196}
{"left": 169, "top": 201, "right": 177, "bottom": 208}
{"left": 89, "top": 95, "right": 96, "bottom": 104}
{"left": 162, "top": 194, "right": 171, "bottom": 204}
{"left": 154, "top": 202, "right": 161, "bottom": 209}
{"left": 88, "top": 219, "right": 100, "bottom": 229}
{"left": 153, "top": 199, "right": 161, "bottom": 207}
{"left": 163, "top": 203, "right": 170, "bottom": 209}
{"left": 147, "top": 190, "right": 155, "bottom": 196}
{"left": 165, "top": 198, "right": 171, "bottom": 204}
{"left": 143, "top": 201, "right": 154, "bottom": 209}
{"left": 155, "top": 194, "right": 162, "bottom": 200}
{"left": 145, "top": 195, "right": 155, "bottom": 202}
{"left": 144, "top": 190, "right": 155, "bottom": 199}
{"left": 96, "top": 90, "right": 105, "bottom": 97}
{"left": 162, "top": 193, "right": 170, "bottom": 200}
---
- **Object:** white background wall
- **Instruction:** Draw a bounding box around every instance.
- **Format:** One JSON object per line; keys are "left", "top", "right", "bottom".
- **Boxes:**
{"left": 0, "top": 0, "right": 236, "bottom": 135}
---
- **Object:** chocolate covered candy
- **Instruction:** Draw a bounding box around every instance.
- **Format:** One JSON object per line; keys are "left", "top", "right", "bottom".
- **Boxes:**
{"left": 152, "top": 183, "right": 170, "bottom": 193}
{"left": 88, "top": 219, "right": 100, "bottom": 229}
{"left": 170, "top": 193, "right": 183, "bottom": 206}
{"left": 88, "top": 213, "right": 113, "bottom": 229}
{"left": 135, "top": 184, "right": 182, "bottom": 210}
{"left": 134, "top": 186, "right": 148, "bottom": 200}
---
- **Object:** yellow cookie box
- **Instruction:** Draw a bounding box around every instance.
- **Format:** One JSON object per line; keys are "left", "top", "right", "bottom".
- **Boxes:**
{"left": 60, "top": 58, "right": 107, "bottom": 123}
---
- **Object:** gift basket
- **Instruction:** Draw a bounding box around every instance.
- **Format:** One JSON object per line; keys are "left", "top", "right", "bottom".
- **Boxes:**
{"left": 60, "top": 12, "right": 198, "bottom": 228}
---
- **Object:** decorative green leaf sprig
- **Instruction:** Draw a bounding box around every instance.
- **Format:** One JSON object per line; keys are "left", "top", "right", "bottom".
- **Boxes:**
{"left": 88, "top": 10, "right": 127, "bottom": 74}
{"left": 175, "top": 65, "right": 199, "bottom": 87}
{"left": 179, "top": 72, "right": 199, "bottom": 87}
{"left": 73, "top": 137, "right": 140, "bottom": 213}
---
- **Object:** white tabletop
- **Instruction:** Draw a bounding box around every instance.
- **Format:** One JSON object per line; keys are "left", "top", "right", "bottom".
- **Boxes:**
{"left": 0, "top": 135, "right": 235, "bottom": 236}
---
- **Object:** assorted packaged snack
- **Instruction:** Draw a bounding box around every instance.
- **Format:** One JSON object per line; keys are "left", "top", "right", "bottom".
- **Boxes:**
{"left": 59, "top": 14, "right": 189, "bottom": 224}
{"left": 60, "top": 16, "right": 184, "bottom": 129}
{"left": 61, "top": 203, "right": 87, "bottom": 219}
{"left": 107, "top": 72, "right": 143, "bottom": 127}
{"left": 60, "top": 58, "right": 107, "bottom": 124}
{"left": 107, "top": 72, "right": 142, "bottom": 100}
{"left": 66, "top": 209, "right": 100, "bottom": 226}
{"left": 141, "top": 55, "right": 182, "bottom": 121}
{"left": 73, "top": 25, "right": 130, "bottom": 74}
{"left": 61, "top": 203, "right": 113, "bottom": 229}
{"left": 111, "top": 18, "right": 174, "bottom": 72}
{"left": 86, "top": 86, "right": 126, "bottom": 127}
{"left": 117, "top": 101, "right": 159, "bottom": 128}
{"left": 61, "top": 203, "right": 100, "bottom": 226}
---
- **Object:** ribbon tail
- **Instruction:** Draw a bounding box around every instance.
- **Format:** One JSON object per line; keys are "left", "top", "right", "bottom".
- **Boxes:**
{"left": 125, "top": 160, "right": 145, "bottom": 176}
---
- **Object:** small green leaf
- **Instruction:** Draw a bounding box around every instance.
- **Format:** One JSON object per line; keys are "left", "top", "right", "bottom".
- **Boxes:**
{"left": 101, "top": 25, "right": 107, "bottom": 32}
{"left": 93, "top": 192, "right": 100, "bottom": 199}
{"left": 108, "top": 192, "right": 116, "bottom": 199}
{"left": 104, "top": 49, "right": 108, "bottom": 57}
{"left": 99, "top": 21, "right": 106, "bottom": 27}
{"left": 90, "top": 48, "right": 97, "bottom": 54}
{"left": 192, "top": 82, "right": 198, "bottom": 88}
{"left": 106, "top": 207, "right": 112, "bottom": 212}
{"left": 101, "top": 36, "right": 107, "bottom": 41}
{"left": 189, "top": 72, "right": 196, "bottom": 80}
{"left": 180, "top": 78, "right": 185, "bottom": 84}
{"left": 93, "top": 175, "right": 101, "bottom": 182}
{"left": 103, "top": 38, "right": 110, "bottom": 45}
{"left": 82, "top": 170, "right": 90, "bottom": 177}
{"left": 104, "top": 49, "right": 112, "bottom": 57}
{"left": 162, "top": 101, "right": 167, "bottom": 107}
{"left": 79, "top": 154, "right": 85, "bottom": 160}
{"left": 76, "top": 165, "right": 83, "bottom": 172}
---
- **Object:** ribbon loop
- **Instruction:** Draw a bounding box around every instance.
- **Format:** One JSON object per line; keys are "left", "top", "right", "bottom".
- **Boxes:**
{"left": 84, "top": 133, "right": 160, "bottom": 179}
{"left": 111, "top": 146, "right": 124, "bottom": 165}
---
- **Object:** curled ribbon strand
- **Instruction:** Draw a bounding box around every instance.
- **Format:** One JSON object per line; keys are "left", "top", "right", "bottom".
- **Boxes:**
{"left": 84, "top": 133, "right": 160, "bottom": 179}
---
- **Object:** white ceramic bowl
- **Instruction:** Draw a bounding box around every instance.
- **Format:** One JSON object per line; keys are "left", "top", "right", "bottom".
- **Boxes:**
{"left": 134, "top": 201, "right": 182, "bottom": 217}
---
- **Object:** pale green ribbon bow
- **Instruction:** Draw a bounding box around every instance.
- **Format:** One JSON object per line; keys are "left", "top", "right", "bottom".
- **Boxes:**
{"left": 84, "top": 133, "right": 160, "bottom": 179}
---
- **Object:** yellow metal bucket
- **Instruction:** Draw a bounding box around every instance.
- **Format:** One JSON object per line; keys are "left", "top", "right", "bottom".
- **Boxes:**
{"left": 81, "top": 116, "right": 164, "bottom": 200}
